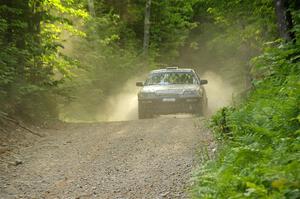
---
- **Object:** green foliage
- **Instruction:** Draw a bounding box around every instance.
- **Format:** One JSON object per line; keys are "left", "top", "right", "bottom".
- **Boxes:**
{"left": 150, "top": 0, "right": 198, "bottom": 62}
{"left": 0, "top": 0, "right": 87, "bottom": 121}
{"left": 191, "top": 35, "right": 300, "bottom": 199}
{"left": 0, "top": 0, "right": 297, "bottom": 127}
{"left": 58, "top": 1, "right": 149, "bottom": 121}
{"left": 58, "top": 0, "right": 205, "bottom": 121}
{"left": 203, "top": 0, "right": 276, "bottom": 52}
{"left": 177, "top": 0, "right": 278, "bottom": 92}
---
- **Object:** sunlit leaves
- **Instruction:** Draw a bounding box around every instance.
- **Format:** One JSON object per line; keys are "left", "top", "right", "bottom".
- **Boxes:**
{"left": 32, "top": 0, "right": 88, "bottom": 18}
{"left": 0, "top": 0, "right": 89, "bottom": 119}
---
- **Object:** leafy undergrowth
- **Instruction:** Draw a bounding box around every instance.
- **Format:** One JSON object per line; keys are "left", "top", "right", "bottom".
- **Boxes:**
{"left": 191, "top": 42, "right": 300, "bottom": 198}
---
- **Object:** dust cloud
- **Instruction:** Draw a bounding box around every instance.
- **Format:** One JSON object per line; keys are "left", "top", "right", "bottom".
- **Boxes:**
{"left": 202, "top": 71, "right": 235, "bottom": 115}
{"left": 97, "top": 77, "right": 141, "bottom": 122}
{"left": 97, "top": 70, "right": 235, "bottom": 121}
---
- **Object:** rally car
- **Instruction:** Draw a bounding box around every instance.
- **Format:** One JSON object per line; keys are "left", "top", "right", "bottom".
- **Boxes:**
{"left": 136, "top": 67, "right": 208, "bottom": 119}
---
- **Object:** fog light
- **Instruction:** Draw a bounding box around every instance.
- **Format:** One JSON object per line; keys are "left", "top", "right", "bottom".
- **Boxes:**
{"left": 142, "top": 100, "right": 153, "bottom": 104}
{"left": 186, "top": 99, "right": 198, "bottom": 102}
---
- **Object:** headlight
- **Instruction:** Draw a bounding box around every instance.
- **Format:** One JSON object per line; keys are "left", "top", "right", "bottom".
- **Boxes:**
{"left": 183, "top": 90, "right": 201, "bottom": 97}
{"left": 138, "top": 92, "right": 156, "bottom": 98}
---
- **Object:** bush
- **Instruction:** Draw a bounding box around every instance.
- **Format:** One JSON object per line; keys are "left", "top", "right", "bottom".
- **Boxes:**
{"left": 191, "top": 41, "right": 300, "bottom": 198}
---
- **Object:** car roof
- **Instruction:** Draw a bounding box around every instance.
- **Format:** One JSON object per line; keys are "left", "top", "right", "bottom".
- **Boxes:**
{"left": 150, "top": 67, "right": 195, "bottom": 74}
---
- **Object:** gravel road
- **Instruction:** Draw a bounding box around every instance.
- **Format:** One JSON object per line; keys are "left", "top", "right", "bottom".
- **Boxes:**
{"left": 0, "top": 116, "right": 212, "bottom": 199}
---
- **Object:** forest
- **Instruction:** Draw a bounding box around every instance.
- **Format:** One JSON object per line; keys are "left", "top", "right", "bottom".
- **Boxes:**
{"left": 0, "top": 0, "right": 278, "bottom": 122}
{"left": 0, "top": 0, "right": 299, "bottom": 198}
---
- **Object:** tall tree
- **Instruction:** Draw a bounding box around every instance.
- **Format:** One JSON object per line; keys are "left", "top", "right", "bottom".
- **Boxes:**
{"left": 88, "top": 0, "right": 96, "bottom": 17}
{"left": 143, "top": 0, "right": 151, "bottom": 56}
{"left": 274, "top": 0, "right": 294, "bottom": 41}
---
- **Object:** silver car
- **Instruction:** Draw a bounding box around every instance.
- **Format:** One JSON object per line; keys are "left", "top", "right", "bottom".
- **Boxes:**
{"left": 136, "top": 67, "right": 208, "bottom": 119}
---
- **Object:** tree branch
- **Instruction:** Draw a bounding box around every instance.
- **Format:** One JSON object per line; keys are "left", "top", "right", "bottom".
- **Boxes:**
{"left": 0, "top": 112, "right": 43, "bottom": 137}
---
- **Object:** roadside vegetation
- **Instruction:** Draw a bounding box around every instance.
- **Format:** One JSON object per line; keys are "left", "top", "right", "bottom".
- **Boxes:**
{"left": 191, "top": 1, "right": 300, "bottom": 198}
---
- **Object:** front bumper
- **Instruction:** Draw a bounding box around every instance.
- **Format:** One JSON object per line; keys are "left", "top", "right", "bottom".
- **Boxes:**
{"left": 138, "top": 97, "right": 202, "bottom": 115}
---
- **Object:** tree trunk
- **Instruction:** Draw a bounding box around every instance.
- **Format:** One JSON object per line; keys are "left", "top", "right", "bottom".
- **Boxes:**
{"left": 88, "top": 0, "right": 96, "bottom": 17}
{"left": 296, "top": 1, "right": 300, "bottom": 10}
{"left": 2, "top": 0, "right": 14, "bottom": 44}
{"left": 274, "top": 0, "right": 294, "bottom": 41}
{"left": 143, "top": 0, "right": 151, "bottom": 56}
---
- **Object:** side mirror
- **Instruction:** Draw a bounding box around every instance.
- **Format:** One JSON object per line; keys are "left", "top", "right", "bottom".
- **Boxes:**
{"left": 200, "top": 80, "right": 208, "bottom": 85}
{"left": 136, "top": 81, "right": 144, "bottom": 87}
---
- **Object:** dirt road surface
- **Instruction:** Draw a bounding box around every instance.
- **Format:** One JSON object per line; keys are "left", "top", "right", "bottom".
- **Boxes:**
{"left": 0, "top": 116, "right": 212, "bottom": 199}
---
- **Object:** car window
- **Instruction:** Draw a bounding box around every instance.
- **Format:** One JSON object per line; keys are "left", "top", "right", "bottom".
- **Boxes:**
{"left": 145, "top": 72, "right": 198, "bottom": 85}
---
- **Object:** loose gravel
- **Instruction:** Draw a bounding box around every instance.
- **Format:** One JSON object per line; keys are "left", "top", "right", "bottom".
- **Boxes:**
{"left": 0, "top": 116, "right": 212, "bottom": 199}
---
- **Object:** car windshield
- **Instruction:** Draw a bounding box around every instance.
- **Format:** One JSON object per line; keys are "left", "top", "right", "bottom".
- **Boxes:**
{"left": 145, "top": 72, "right": 198, "bottom": 85}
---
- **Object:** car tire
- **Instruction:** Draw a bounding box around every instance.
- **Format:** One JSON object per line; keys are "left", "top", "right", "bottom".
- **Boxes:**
{"left": 138, "top": 103, "right": 153, "bottom": 119}
{"left": 197, "top": 100, "right": 207, "bottom": 116}
{"left": 202, "top": 99, "right": 208, "bottom": 116}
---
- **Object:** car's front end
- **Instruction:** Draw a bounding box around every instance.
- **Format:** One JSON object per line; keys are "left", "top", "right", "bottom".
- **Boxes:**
{"left": 138, "top": 85, "right": 203, "bottom": 115}
{"left": 136, "top": 68, "right": 208, "bottom": 119}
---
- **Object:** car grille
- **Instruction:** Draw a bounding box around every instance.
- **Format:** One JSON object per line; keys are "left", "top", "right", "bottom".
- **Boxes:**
{"left": 140, "top": 98, "right": 201, "bottom": 114}
{"left": 156, "top": 93, "right": 180, "bottom": 97}
{"left": 155, "top": 90, "right": 183, "bottom": 98}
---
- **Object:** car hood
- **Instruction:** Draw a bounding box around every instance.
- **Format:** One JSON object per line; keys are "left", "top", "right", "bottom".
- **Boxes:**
{"left": 140, "top": 84, "right": 199, "bottom": 94}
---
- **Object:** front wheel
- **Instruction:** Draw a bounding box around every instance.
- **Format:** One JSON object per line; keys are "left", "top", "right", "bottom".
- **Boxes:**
{"left": 196, "top": 99, "right": 207, "bottom": 116}
{"left": 202, "top": 100, "right": 208, "bottom": 116}
{"left": 138, "top": 103, "right": 153, "bottom": 119}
